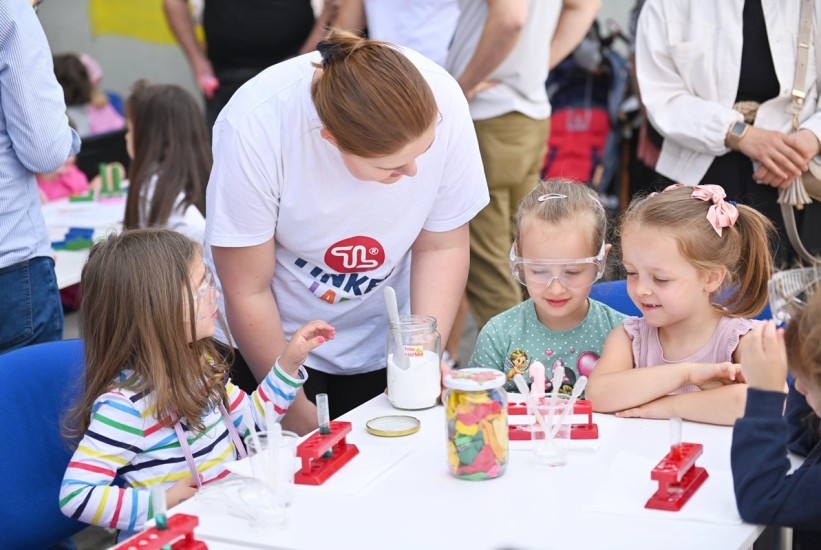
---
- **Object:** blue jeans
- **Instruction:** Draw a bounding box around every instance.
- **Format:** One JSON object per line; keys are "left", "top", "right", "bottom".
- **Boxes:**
{"left": 0, "top": 256, "right": 63, "bottom": 353}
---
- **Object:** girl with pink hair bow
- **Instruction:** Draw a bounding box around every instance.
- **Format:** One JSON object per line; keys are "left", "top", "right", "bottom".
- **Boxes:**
{"left": 586, "top": 184, "right": 776, "bottom": 425}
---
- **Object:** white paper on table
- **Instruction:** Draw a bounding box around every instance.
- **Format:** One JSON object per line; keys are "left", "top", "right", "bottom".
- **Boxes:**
{"left": 586, "top": 451, "right": 742, "bottom": 525}
{"left": 225, "top": 443, "right": 410, "bottom": 498}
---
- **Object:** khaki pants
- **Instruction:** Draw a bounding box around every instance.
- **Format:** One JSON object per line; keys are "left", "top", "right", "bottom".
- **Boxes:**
{"left": 467, "top": 112, "right": 550, "bottom": 327}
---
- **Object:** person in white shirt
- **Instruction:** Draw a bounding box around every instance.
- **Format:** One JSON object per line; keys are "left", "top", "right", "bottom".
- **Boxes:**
{"left": 206, "top": 30, "right": 488, "bottom": 432}
{"left": 635, "top": 0, "right": 821, "bottom": 264}
{"left": 123, "top": 82, "right": 209, "bottom": 244}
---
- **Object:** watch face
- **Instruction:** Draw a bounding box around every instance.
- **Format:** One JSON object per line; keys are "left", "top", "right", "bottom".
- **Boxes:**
{"left": 732, "top": 122, "right": 747, "bottom": 136}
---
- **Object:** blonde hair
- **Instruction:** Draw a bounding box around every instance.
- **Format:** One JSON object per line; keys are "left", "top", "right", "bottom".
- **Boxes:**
{"left": 64, "top": 229, "right": 231, "bottom": 441}
{"left": 513, "top": 179, "right": 607, "bottom": 256}
{"left": 785, "top": 287, "right": 821, "bottom": 391}
{"left": 620, "top": 186, "right": 774, "bottom": 317}
{"left": 311, "top": 29, "right": 438, "bottom": 157}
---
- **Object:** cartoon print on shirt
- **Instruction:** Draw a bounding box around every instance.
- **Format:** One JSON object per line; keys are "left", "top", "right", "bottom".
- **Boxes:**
{"left": 504, "top": 349, "right": 530, "bottom": 382}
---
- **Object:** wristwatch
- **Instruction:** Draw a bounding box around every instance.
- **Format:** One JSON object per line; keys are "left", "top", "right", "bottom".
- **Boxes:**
{"left": 726, "top": 121, "right": 750, "bottom": 151}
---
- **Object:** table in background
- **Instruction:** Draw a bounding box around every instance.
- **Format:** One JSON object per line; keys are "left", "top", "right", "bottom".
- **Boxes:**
{"left": 41, "top": 198, "right": 125, "bottom": 288}
{"left": 172, "top": 395, "right": 763, "bottom": 550}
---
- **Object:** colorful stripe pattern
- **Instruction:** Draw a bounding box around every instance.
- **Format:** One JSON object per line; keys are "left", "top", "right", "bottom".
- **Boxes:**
{"left": 59, "top": 363, "right": 306, "bottom": 530}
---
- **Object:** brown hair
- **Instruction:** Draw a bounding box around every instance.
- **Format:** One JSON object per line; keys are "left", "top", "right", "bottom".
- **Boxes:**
{"left": 64, "top": 229, "right": 231, "bottom": 441}
{"left": 785, "top": 280, "right": 821, "bottom": 392}
{"left": 620, "top": 186, "right": 774, "bottom": 317}
{"left": 513, "top": 179, "right": 607, "bottom": 256}
{"left": 311, "top": 29, "right": 438, "bottom": 157}
{"left": 124, "top": 82, "right": 211, "bottom": 230}
{"left": 53, "top": 54, "right": 91, "bottom": 106}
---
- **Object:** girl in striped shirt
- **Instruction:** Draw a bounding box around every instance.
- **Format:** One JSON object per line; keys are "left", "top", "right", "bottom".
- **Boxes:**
{"left": 59, "top": 228, "right": 334, "bottom": 537}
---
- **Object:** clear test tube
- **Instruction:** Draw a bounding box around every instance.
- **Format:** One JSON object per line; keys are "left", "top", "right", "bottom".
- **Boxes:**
{"left": 670, "top": 416, "right": 683, "bottom": 458}
{"left": 316, "top": 393, "right": 333, "bottom": 457}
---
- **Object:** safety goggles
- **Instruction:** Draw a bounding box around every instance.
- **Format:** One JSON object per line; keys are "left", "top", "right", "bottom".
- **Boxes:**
{"left": 768, "top": 266, "right": 820, "bottom": 324}
{"left": 509, "top": 242, "right": 606, "bottom": 289}
{"left": 194, "top": 264, "right": 218, "bottom": 321}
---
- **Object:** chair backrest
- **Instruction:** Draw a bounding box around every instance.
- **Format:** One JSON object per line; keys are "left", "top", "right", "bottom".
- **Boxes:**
{"left": 0, "top": 340, "right": 87, "bottom": 549}
{"left": 589, "top": 279, "right": 641, "bottom": 317}
{"left": 589, "top": 279, "right": 773, "bottom": 320}
{"left": 75, "top": 128, "right": 130, "bottom": 181}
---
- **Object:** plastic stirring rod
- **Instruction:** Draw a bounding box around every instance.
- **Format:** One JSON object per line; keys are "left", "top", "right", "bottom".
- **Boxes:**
{"left": 264, "top": 401, "right": 277, "bottom": 433}
{"left": 545, "top": 366, "right": 565, "bottom": 441}
{"left": 530, "top": 361, "right": 546, "bottom": 400}
{"left": 268, "top": 422, "right": 282, "bottom": 489}
{"left": 513, "top": 374, "right": 547, "bottom": 431}
{"left": 551, "top": 376, "right": 588, "bottom": 438}
{"left": 383, "top": 286, "right": 410, "bottom": 370}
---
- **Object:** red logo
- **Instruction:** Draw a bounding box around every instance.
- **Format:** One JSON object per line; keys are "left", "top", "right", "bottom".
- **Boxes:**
{"left": 324, "top": 237, "right": 385, "bottom": 273}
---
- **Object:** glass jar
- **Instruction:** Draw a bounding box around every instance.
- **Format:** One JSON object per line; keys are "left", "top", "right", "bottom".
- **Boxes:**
{"left": 443, "top": 368, "right": 508, "bottom": 480}
{"left": 386, "top": 314, "right": 441, "bottom": 410}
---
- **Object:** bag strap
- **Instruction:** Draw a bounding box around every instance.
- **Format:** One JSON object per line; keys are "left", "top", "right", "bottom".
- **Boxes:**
{"left": 781, "top": 202, "right": 821, "bottom": 265}
{"left": 791, "top": 0, "right": 815, "bottom": 130}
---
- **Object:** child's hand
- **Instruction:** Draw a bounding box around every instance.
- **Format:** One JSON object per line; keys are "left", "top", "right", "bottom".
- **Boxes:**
{"left": 739, "top": 320, "right": 788, "bottom": 393}
{"left": 165, "top": 476, "right": 199, "bottom": 508}
{"left": 278, "top": 320, "right": 335, "bottom": 376}
{"left": 688, "top": 362, "right": 742, "bottom": 389}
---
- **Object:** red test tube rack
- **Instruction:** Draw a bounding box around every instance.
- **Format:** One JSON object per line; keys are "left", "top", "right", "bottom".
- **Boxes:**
{"left": 508, "top": 399, "right": 598, "bottom": 440}
{"left": 294, "top": 420, "right": 359, "bottom": 485}
{"left": 645, "top": 442, "right": 709, "bottom": 511}
{"left": 113, "top": 514, "right": 207, "bottom": 550}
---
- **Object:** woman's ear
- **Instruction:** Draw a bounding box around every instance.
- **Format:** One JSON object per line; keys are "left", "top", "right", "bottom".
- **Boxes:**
{"left": 320, "top": 128, "right": 337, "bottom": 147}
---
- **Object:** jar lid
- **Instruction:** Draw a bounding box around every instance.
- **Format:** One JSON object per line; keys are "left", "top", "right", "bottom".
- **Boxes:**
{"left": 444, "top": 368, "right": 506, "bottom": 391}
{"left": 366, "top": 415, "right": 421, "bottom": 437}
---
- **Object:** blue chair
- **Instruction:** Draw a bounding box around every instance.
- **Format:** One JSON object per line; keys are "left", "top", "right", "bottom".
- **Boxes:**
{"left": 0, "top": 340, "right": 87, "bottom": 549}
{"left": 589, "top": 279, "right": 641, "bottom": 316}
{"left": 589, "top": 279, "right": 773, "bottom": 320}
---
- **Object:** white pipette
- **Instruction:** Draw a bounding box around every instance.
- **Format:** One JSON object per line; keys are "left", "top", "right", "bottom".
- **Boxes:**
{"left": 513, "top": 374, "right": 547, "bottom": 432}
{"left": 550, "top": 376, "right": 588, "bottom": 438}
{"left": 545, "top": 365, "right": 566, "bottom": 441}
{"left": 383, "top": 286, "right": 410, "bottom": 370}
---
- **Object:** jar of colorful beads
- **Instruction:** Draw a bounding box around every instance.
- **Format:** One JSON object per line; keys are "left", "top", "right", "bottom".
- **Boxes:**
{"left": 443, "top": 368, "right": 508, "bottom": 480}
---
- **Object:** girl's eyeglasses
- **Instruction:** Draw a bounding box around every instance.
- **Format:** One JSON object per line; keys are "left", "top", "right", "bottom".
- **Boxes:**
{"left": 509, "top": 242, "right": 606, "bottom": 289}
{"left": 768, "top": 267, "right": 820, "bottom": 324}
{"left": 194, "top": 264, "right": 218, "bottom": 321}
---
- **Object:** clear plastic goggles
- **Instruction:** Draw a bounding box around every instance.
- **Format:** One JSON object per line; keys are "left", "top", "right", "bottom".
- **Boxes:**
{"left": 509, "top": 242, "right": 606, "bottom": 289}
{"left": 768, "top": 266, "right": 820, "bottom": 324}
{"left": 195, "top": 264, "right": 218, "bottom": 321}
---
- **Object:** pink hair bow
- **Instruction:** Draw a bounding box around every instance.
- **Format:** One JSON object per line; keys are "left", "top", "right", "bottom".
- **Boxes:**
{"left": 690, "top": 185, "right": 739, "bottom": 236}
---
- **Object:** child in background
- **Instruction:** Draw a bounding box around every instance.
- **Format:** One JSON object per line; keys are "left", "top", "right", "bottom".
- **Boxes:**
{"left": 79, "top": 53, "right": 125, "bottom": 118}
{"left": 124, "top": 82, "right": 211, "bottom": 243}
{"left": 53, "top": 53, "right": 125, "bottom": 137}
{"left": 586, "top": 184, "right": 774, "bottom": 425}
{"left": 468, "top": 179, "right": 626, "bottom": 394}
{"left": 60, "top": 229, "right": 334, "bottom": 538}
{"left": 36, "top": 155, "right": 89, "bottom": 202}
{"left": 732, "top": 271, "right": 821, "bottom": 549}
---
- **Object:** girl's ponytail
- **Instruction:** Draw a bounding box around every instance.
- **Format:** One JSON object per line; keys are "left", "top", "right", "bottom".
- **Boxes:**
{"left": 722, "top": 204, "right": 774, "bottom": 317}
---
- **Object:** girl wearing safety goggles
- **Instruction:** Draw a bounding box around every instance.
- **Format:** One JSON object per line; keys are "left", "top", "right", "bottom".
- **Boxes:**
{"left": 468, "top": 179, "right": 626, "bottom": 395}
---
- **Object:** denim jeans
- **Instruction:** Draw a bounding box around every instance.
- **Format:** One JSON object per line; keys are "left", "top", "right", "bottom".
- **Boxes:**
{"left": 0, "top": 256, "right": 63, "bottom": 353}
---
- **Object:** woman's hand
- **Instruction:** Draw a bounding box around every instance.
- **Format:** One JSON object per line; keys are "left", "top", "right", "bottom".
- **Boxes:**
{"left": 278, "top": 320, "right": 336, "bottom": 376}
{"left": 739, "top": 321, "right": 788, "bottom": 393}
{"left": 165, "top": 476, "right": 199, "bottom": 508}
{"left": 738, "top": 127, "right": 806, "bottom": 186}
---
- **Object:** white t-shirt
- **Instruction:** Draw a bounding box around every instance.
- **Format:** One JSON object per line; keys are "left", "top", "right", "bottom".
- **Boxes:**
{"left": 363, "top": 0, "right": 460, "bottom": 68}
{"left": 140, "top": 174, "right": 206, "bottom": 244}
{"left": 205, "top": 48, "right": 489, "bottom": 375}
{"left": 445, "top": 0, "right": 561, "bottom": 121}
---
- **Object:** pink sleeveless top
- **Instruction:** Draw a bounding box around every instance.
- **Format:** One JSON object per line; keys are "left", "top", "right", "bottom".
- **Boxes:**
{"left": 623, "top": 316, "right": 759, "bottom": 395}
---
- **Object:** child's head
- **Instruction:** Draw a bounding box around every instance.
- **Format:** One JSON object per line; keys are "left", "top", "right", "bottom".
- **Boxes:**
{"left": 123, "top": 81, "right": 211, "bottom": 230}
{"left": 619, "top": 184, "right": 773, "bottom": 324}
{"left": 68, "top": 229, "right": 227, "bottom": 439}
{"left": 53, "top": 53, "right": 91, "bottom": 107}
{"left": 785, "top": 279, "right": 821, "bottom": 416}
{"left": 510, "top": 179, "right": 608, "bottom": 329}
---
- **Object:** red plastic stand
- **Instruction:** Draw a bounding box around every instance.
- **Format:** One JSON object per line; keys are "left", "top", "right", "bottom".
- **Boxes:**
{"left": 508, "top": 399, "right": 599, "bottom": 440}
{"left": 294, "top": 420, "right": 359, "bottom": 486}
{"left": 645, "top": 443, "right": 709, "bottom": 511}
{"left": 114, "top": 514, "right": 207, "bottom": 550}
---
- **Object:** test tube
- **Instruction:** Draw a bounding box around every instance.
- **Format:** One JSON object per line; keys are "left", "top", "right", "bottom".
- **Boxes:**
{"left": 150, "top": 484, "right": 170, "bottom": 550}
{"left": 670, "top": 416, "right": 683, "bottom": 459}
{"left": 317, "top": 393, "right": 333, "bottom": 458}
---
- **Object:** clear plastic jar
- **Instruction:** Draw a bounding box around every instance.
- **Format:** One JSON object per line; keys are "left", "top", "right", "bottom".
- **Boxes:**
{"left": 443, "top": 368, "right": 508, "bottom": 480}
{"left": 386, "top": 314, "right": 441, "bottom": 410}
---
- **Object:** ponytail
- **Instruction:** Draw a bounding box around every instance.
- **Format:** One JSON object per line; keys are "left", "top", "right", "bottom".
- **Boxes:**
{"left": 722, "top": 204, "right": 774, "bottom": 317}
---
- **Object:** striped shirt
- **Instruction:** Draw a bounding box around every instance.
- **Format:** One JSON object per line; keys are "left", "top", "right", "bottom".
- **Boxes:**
{"left": 59, "top": 363, "right": 306, "bottom": 532}
{"left": 0, "top": 0, "right": 81, "bottom": 269}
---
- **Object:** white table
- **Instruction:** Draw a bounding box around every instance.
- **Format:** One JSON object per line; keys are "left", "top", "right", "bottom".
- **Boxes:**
{"left": 41, "top": 198, "right": 125, "bottom": 288}
{"left": 172, "top": 395, "right": 763, "bottom": 550}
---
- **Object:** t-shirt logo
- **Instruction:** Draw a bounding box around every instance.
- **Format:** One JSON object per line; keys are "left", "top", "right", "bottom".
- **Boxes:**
{"left": 324, "top": 236, "right": 384, "bottom": 273}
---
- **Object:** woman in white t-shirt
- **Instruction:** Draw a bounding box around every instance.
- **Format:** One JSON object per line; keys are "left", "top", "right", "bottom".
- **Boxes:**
{"left": 124, "top": 82, "right": 210, "bottom": 243}
{"left": 206, "top": 30, "right": 489, "bottom": 432}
